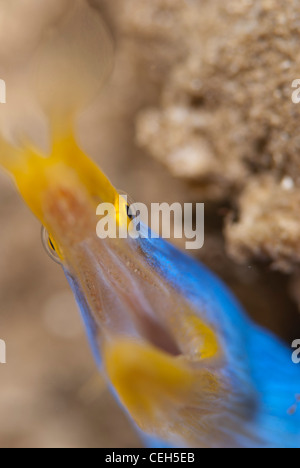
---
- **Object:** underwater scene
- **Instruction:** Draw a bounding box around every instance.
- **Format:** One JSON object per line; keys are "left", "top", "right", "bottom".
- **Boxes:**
{"left": 0, "top": 0, "right": 300, "bottom": 449}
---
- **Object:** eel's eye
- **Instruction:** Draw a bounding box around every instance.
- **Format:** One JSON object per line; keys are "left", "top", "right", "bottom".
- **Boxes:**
{"left": 48, "top": 237, "right": 56, "bottom": 252}
{"left": 41, "top": 227, "right": 62, "bottom": 265}
{"left": 118, "top": 190, "right": 136, "bottom": 221}
{"left": 126, "top": 204, "right": 136, "bottom": 220}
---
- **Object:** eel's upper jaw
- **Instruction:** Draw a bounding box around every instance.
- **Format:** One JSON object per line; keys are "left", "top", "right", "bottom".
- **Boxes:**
{"left": 2, "top": 133, "right": 120, "bottom": 252}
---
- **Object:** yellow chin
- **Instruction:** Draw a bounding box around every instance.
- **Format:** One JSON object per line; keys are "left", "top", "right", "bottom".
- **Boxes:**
{"left": 103, "top": 338, "right": 195, "bottom": 429}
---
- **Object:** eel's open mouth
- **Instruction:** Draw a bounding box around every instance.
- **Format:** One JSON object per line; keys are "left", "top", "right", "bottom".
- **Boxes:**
{"left": 135, "top": 313, "right": 182, "bottom": 357}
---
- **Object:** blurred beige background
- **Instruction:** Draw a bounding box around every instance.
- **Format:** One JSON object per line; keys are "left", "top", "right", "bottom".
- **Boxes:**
{"left": 0, "top": 0, "right": 300, "bottom": 448}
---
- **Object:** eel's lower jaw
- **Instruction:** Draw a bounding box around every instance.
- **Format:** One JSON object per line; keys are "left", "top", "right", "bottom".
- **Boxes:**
{"left": 102, "top": 337, "right": 196, "bottom": 430}
{"left": 102, "top": 335, "right": 257, "bottom": 448}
